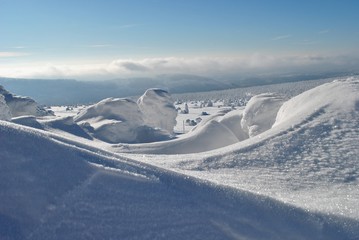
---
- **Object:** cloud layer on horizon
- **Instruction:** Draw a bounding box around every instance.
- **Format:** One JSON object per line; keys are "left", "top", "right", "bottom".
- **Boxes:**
{"left": 1, "top": 53, "right": 359, "bottom": 81}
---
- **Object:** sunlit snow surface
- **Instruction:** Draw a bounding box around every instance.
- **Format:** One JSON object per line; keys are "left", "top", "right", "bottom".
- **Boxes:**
{"left": 125, "top": 77, "right": 359, "bottom": 219}
{"left": 1, "top": 77, "right": 359, "bottom": 239}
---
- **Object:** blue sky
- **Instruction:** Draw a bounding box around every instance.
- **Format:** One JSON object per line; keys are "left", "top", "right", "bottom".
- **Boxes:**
{"left": 1, "top": 0, "right": 359, "bottom": 80}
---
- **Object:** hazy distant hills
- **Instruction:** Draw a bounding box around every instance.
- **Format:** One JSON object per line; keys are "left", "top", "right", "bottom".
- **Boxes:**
{"left": 0, "top": 72, "right": 352, "bottom": 105}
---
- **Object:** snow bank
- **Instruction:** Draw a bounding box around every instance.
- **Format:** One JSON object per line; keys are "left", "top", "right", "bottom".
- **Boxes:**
{"left": 42, "top": 116, "right": 93, "bottom": 140}
{"left": 0, "top": 94, "right": 11, "bottom": 120}
{"left": 138, "top": 88, "right": 177, "bottom": 134}
{"left": 241, "top": 93, "right": 285, "bottom": 137}
{"left": 218, "top": 108, "right": 248, "bottom": 141}
{"left": 0, "top": 85, "right": 51, "bottom": 117}
{"left": 156, "top": 77, "right": 359, "bottom": 219}
{"left": 1, "top": 121, "right": 356, "bottom": 240}
{"left": 74, "top": 98, "right": 145, "bottom": 143}
{"left": 12, "top": 115, "right": 44, "bottom": 129}
{"left": 273, "top": 77, "right": 359, "bottom": 127}
{"left": 74, "top": 96, "right": 171, "bottom": 143}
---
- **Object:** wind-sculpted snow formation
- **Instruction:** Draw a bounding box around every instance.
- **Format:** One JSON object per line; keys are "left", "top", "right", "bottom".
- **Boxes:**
{"left": 241, "top": 93, "right": 285, "bottom": 137}
{"left": 1, "top": 77, "right": 359, "bottom": 239}
{"left": 0, "top": 85, "right": 51, "bottom": 117}
{"left": 138, "top": 88, "right": 177, "bottom": 134}
{"left": 116, "top": 77, "right": 359, "bottom": 155}
{"left": 74, "top": 89, "right": 176, "bottom": 143}
{"left": 0, "top": 94, "right": 11, "bottom": 120}
{"left": 123, "top": 77, "right": 359, "bottom": 222}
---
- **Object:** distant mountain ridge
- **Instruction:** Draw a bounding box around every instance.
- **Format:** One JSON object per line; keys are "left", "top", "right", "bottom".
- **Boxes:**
{"left": 0, "top": 72, "right": 353, "bottom": 105}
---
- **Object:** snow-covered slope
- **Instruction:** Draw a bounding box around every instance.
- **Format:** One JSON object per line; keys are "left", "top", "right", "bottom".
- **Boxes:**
{"left": 1, "top": 121, "right": 358, "bottom": 240}
{"left": 125, "top": 77, "right": 359, "bottom": 221}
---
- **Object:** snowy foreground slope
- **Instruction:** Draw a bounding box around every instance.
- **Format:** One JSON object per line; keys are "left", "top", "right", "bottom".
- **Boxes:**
{"left": 121, "top": 77, "right": 359, "bottom": 220}
{"left": 0, "top": 121, "right": 359, "bottom": 240}
{"left": 1, "top": 77, "right": 359, "bottom": 239}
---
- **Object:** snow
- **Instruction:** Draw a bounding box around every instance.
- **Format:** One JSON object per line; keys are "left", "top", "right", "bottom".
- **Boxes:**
{"left": 138, "top": 88, "right": 177, "bottom": 134}
{"left": 74, "top": 98, "right": 148, "bottom": 143}
{"left": 0, "top": 94, "right": 11, "bottom": 120}
{"left": 0, "top": 85, "right": 51, "bottom": 118}
{"left": 241, "top": 93, "right": 285, "bottom": 137}
{"left": 1, "top": 77, "right": 359, "bottom": 239}
{"left": 1, "top": 121, "right": 358, "bottom": 240}
{"left": 124, "top": 77, "right": 359, "bottom": 220}
{"left": 72, "top": 89, "right": 177, "bottom": 143}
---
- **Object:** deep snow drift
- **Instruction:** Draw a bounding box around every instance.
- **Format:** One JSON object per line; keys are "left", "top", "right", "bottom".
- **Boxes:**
{"left": 138, "top": 88, "right": 177, "bottom": 134}
{"left": 0, "top": 121, "right": 358, "bottom": 240}
{"left": 241, "top": 93, "right": 285, "bottom": 137}
{"left": 73, "top": 89, "right": 176, "bottom": 143}
{"left": 0, "top": 85, "right": 50, "bottom": 117}
{"left": 125, "top": 77, "right": 359, "bottom": 220}
{"left": 1, "top": 77, "right": 359, "bottom": 239}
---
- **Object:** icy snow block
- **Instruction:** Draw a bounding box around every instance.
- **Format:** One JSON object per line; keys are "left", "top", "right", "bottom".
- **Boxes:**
{"left": 138, "top": 88, "right": 177, "bottom": 134}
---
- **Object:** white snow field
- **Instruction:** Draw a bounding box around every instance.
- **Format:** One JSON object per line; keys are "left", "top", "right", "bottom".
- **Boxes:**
{"left": 1, "top": 76, "right": 359, "bottom": 239}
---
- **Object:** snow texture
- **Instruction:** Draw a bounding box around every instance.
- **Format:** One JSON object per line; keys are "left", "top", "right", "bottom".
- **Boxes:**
{"left": 74, "top": 95, "right": 172, "bottom": 143}
{"left": 0, "top": 94, "right": 11, "bottom": 120}
{"left": 241, "top": 93, "right": 285, "bottom": 137}
{"left": 0, "top": 121, "right": 358, "bottom": 240}
{"left": 74, "top": 97, "right": 145, "bottom": 143}
{"left": 138, "top": 88, "right": 177, "bottom": 134}
{"left": 0, "top": 85, "right": 49, "bottom": 117}
{"left": 1, "top": 77, "right": 359, "bottom": 239}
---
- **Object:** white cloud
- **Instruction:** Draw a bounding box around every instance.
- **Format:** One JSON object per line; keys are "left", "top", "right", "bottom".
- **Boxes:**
{"left": 0, "top": 53, "right": 358, "bottom": 80}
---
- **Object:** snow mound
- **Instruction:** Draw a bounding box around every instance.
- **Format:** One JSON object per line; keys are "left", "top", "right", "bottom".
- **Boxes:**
{"left": 0, "top": 85, "right": 51, "bottom": 117}
{"left": 74, "top": 98, "right": 145, "bottom": 143}
{"left": 241, "top": 93, "right": 285, "bottom": 137}
{"left": 74, "top": 97, "right": 171, "bottom": 143}
{"left": 12, "top": 115, "right": 44, "bottom": 130}
{"left": 138, "top": 88, "right": 177, "bottom": 134}
{"left": 0, "top": 121, "right": 95, "bottom": 239}
{"left": 168, "top": 77, "right": 359, "bottom": 219}
{"left": 160, "top": 120, "right": 239, "bottom": 154}
{"left": 273, "top": 77, "right": 359, "bottom": 128}
{"left": 218, "top": 108, "right": 248, "bottom": 141}
{"left": 42, "top": 116, "right": 93, "bottom": 140}
{"left": 0, "top": 94, "right": 11, "bottom": 120}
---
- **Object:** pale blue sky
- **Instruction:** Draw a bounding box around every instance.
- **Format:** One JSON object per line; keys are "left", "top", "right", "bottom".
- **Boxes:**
{"left": 1, "top": 0, "right": 358, "bottom": 79}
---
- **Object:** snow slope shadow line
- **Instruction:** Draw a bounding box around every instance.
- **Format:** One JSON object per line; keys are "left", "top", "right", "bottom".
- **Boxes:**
{"left": 54, "top": 149, "right": 359, "bottom": 239}
{"left": 205, "top": 105, "right": 329, "bottom": 161}
{"left": 29, "top": 137, "right": 359, "bottom": 239}
{"left": 2, "top": 121, "right": 358, "bottom": 239}
{"left": 50, "top": 135, "right": 359, "bottom": 239}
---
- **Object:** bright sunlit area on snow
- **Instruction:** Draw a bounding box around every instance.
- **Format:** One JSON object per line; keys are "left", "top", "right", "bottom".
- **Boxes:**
{"left": 1, "top": 0, "right": 359, "bottom": 239}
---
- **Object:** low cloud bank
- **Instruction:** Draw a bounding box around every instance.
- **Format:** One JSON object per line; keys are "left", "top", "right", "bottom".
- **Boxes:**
{"left": 1, "top": 53, "right": 359, "bottom": 81}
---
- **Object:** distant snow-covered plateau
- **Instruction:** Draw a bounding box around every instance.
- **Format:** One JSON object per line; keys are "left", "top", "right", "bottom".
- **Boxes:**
{"left": 0, "top": 76, "right": 358, "bottom": 239}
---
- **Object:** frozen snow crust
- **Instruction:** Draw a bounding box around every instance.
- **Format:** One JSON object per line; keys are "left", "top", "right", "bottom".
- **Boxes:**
{"left": 74, "top": 89, "right": 176, "bottom": 143}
